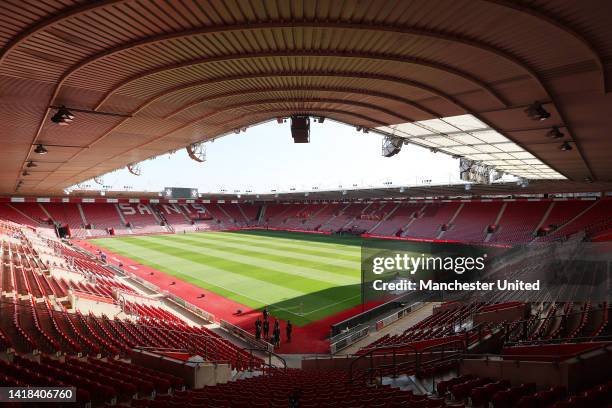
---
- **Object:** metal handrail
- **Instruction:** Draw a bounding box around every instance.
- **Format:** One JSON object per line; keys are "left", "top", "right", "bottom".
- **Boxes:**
{"left": 133, "top": 346, "right": 231, "bottom": 365}
{"left": 502, "top": 305, "right": 611, "bottom": 344}
{"left": 504, "top": 334, "right": 612, "bottom": 347}
{"left": 348, "top": 322, "right": 488, "bottom": 383}
{"left": 463, "top": 342, "right": 612, "bottom": 361}
{"left": 235, "top": 347, "right": 288, "bottom": 373}
{"left": 351, "top": 337, "right": 467, "bottom": 384}
{"left": 349, "top": 343, "right": 418, "bottom": 383}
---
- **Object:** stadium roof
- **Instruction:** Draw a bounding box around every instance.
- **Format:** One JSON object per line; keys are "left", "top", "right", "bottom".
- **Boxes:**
{"left": 1, "top": 1, "right": 612, "bottom": 194}
{"left": 65, "top": 179, "right": 611, "bottom": 202}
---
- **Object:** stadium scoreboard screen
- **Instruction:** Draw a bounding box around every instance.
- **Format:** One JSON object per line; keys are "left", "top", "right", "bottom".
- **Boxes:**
{"left": 163, "top": 187, "right": 198, "bottom": 199}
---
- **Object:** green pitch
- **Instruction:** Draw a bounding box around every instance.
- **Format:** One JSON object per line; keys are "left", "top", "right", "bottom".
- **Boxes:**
{"left": 91, "top": 230, "right": 364, "bottom": 326}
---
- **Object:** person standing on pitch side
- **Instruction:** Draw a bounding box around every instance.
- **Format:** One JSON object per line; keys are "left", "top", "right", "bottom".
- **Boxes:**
{"left": 263, "top": 317, "right": 270, "bottom": 339}
{"left": 286, "top": 321, "right": 293, "bottom": 343}
{"left": 255, "top": 318, "right": 262, "bottom": 340}
{"left": 273, "top": 319, "right": 281, "bottom": 346}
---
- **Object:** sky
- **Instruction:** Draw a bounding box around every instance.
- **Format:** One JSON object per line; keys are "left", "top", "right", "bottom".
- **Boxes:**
{"left": 80, "top": 120, "right": 461, "bottom": 194}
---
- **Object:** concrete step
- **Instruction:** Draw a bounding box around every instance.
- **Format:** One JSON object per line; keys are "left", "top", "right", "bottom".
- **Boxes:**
{"left": 382, "top": 374, "right": 420, "bottom": 393}
{"left": 232, "top": 370, "right": 264, "bottom": 381}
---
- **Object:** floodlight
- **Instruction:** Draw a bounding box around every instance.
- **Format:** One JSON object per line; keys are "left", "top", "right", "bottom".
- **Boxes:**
{"left": 50, "top": 105, "right": 75, "bottom": 125}
{"left": 524, "top": 101, "right": 550, "bottom": 121}
{"left": 547, "top": 126, "right": 564, "bottom": 139}
{"left": 382, "top": 136, "right": 403, "bottom": 157}
{"left": 34, "top": 144, "right": 48, "bottom": 155}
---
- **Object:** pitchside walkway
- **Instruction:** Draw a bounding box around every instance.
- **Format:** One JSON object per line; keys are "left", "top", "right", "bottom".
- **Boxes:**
{"left": 336, "top": 303, "right": 438, "bottom": 356}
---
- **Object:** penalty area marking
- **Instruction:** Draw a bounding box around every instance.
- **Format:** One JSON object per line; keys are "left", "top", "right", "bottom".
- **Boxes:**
{"left": 176, "top": 274, "right": 360, "bottom": 320}
{"left": 298, "top": 294, "right": 362, "bottom": 316}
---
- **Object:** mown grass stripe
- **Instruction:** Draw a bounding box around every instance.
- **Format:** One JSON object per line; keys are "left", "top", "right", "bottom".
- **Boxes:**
{"left": 195, "top": 231, "right": 361, "bottom": 261}
{"left": 174, "top": 233, "right": 360, "bottom": 270}
{"left": 122, "top": 236, "right": 342, "bottom": 293}
{"left": 225, "top": 230, "right": 362, "bottom": 254}
{"left": 96, "top": 238, "right": 308, "bottom": 301}
{"left": 141, "top": 235, "right": 355, "bottom": 286}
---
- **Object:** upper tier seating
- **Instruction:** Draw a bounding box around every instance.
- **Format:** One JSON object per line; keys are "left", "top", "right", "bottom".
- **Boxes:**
{"left": 153, "top": 203, "right": 194, "bottom": 231}
{"left": 543, "top": 199, "right": 612, "bottom": 241}
{"left": 404, "top": 202, "right": 460, "bottom": 239}
{"left": 239, "top": 203, "right": 259, "bottom": 225}
{"left": 369, "top": 203, "right": 423, "bottom": 236}
{"left": 11, "top": 203, "right": 53, "bottom": 225}
{"left": 489, "top": 201, "right": 550, "bottom": 243}
{"left": 4, "top": 199, "right": 610, "bottom": 243}
{"left": 42, "top": 203, "right": 87, "bottom": 238}
{"left": 117, "top": 204, "right": 167, "bottom": 235}
{"left": 319, "top": 204, "right": 367, "bottom": 232}
{"left": 0, "top": 204, "right": 39, "bottom": 227}
{"left": 442, "top": 202, "right": 503, "bottom": 242}
{"left": 80, "top": 203, "right": 127, "bottom": 236}
{"left": 200, "top": 204, "right": 234, "bottom": 228}
{"left": 300, "top": 203, "right": 340, "bottom": 230}
{"left": 220, "top": 204, "right": 251, "bottom": 227}
{"left": 263, "top": 203, "right": 298, "bottom": 226}
{"left": 282, "top": 205, "right": 314, "bottom": 229}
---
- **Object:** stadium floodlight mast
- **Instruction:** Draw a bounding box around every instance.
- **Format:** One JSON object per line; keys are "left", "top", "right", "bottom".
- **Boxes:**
{"left": 460, "top": 158, "right": 501, "bottom": 185}
{"left": 186, "top": 142, "right": 206, "bottom": 162}
{"left": 127, "top": 163, "right": 142, "bottom": 176}
{"left": 381, "top": 135, "right": 404, "bottom": 157}
{"left": 517, "top": 178, "right": 529, "bottom": 188}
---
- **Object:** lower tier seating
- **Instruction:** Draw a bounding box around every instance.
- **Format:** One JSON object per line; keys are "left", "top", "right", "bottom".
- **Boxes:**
{"left": 0, "top": 354, "right": 184, "bottom": 406}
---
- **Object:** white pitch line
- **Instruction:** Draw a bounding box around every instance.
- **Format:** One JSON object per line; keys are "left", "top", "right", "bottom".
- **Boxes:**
{"left": 301, "top": 294, "right": 362, "bottom": 316}
{"left": 159, "top": 272, "right": 360, "bottom": 320}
